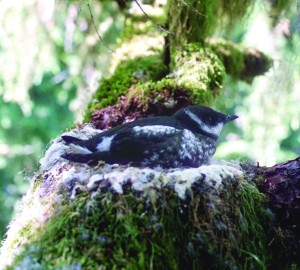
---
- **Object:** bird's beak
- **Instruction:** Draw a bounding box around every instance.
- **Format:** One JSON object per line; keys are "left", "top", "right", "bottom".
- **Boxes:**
{"left": 225, "top": 114, "right": 239, "bottom": 123}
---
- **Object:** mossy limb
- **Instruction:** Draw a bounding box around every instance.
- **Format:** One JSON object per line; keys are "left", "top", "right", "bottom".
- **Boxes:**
{"left": 207, "top": 39, "right": 273, "bottom": 82}
{"left": 2, "top": 126, "right": 298, "bottom": 270}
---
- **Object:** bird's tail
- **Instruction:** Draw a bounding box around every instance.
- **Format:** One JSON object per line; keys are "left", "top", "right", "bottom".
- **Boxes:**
{"left": 61, "top": 135, "right": 111, "bottom": 165}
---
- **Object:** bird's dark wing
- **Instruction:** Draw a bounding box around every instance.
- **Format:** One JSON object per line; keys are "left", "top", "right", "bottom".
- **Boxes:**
{"left": 109, "top": 125, "right": 182, "bottom": 164}
{"left": 61, "top": 116, "right": 182, "bottom": 151}
{"left": 61, "top": 135, "right": 84, "bottom": 144}
{"left": 62, "top": 125, "right": 182, "bottom": 165}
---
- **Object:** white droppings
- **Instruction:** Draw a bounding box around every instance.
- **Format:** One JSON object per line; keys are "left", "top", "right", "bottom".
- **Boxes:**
{"left": 40, "top": 140, "right": 68, "bottom": 171}
{"left": 167, "top": 164, "right": 243, "bottom": 199}
{"left": 81, "top": 161, "right": 243, "bottom": 200}
{"left": 87, "top": 174, "right": 104, "bottom": 191}
{"left": 111, "top": 181, "right": 123, "bottom": 194}
{"left": 96, "top": 135, "right": 115, "bottom": 151}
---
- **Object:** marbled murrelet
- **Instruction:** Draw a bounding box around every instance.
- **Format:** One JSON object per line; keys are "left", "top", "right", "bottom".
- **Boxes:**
{"left": 61, "top": 106, "right": 238, "bottom": 168}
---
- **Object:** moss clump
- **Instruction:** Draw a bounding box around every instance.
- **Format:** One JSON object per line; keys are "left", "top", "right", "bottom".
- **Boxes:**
{"left": 173, "top": 43, "right": 226, "bottom": 103}
{"left": 84, "top": 54, "right": 168, "bottom": 122}
{"left": 31, "top": 178, "right": 43, "bottom": 194}
{"left": 9, "top": 179, "right": 276, "bottom": 270}
{"left": 235, "top": 181, "right": 269, "bottom": 269}
{"left": 207, "top": 39, "right": 272, "bottom": 81}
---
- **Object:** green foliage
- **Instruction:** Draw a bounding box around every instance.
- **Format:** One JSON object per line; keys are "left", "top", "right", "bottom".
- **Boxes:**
{"left": 0, "top": 73, "right": 76, "bottom": 240}
{"left": 213, "top": 1, "right": 300, "bottom": 165}
{"left": 0, "top": 0, "right": 123, "bottom": 241}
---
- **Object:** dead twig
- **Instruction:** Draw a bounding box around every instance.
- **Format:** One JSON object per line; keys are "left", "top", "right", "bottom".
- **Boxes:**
{"left": 183, "top": 0, "right": 206, "bottom": 17}
{"left": 86, "top": 0, "right": 114, "bottom": 53}
{"left": 133, "top": 0, "right": 173, "bottom": 34}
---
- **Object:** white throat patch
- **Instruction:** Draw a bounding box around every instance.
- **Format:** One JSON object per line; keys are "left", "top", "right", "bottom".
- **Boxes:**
{"left": 184, "top": 110, "right": 223, "bottom": 136}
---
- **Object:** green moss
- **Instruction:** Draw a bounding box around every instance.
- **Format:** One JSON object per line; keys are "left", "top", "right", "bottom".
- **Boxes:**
{"left": 130, "top": 43, "right": 226, "bottom": 108}
{"left": 83, "top": 54, "right": 168, "bottom": 122}
{"left": 208, "top": 39, "right": 246, "bottom": 78}
{"left": 9, "top": 179, "right": 280, "bottom": 270}
{"left": 126, "top": 44, "right": 226, "bottom": 108}
{"left": 207, "top": 39, "right": 272, "bottom": 80}
{"left": 31, "top": 174, "right": 43, "bottom": 193}
{"left": 173, "top": 44, "right": 226, "bottom": 103}
{"left": 236, "top": 181, "right": 269, "bottom": 269}
{"left": 84, "top": 42, "right": 226, "bottom": 122}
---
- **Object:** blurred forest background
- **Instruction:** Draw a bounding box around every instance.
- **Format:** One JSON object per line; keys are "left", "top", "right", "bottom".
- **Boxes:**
{"left": 0, "top": 0, "right": 299, "bottom": 243}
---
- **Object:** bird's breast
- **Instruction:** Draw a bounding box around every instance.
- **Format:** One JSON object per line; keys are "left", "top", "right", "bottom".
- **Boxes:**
{"left": 178, "top": 130, "right": 217, "bottom": 166}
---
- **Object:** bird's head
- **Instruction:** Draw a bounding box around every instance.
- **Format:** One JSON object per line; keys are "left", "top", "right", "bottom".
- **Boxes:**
{"left": 174, "top": 105, "right": 238, "bottom": 139}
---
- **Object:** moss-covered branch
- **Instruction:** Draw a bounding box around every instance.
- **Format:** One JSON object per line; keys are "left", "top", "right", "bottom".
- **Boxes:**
{"left": 1, "top": 126, "right": 298, "bottom": 269}
{"left": 208, "top": 39, "right": 273, "bottom": 82}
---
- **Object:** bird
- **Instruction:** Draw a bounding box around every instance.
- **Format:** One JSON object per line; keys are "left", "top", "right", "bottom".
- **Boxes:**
{"left": 61, "top": 105, "right": 238, "bottom": 168}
